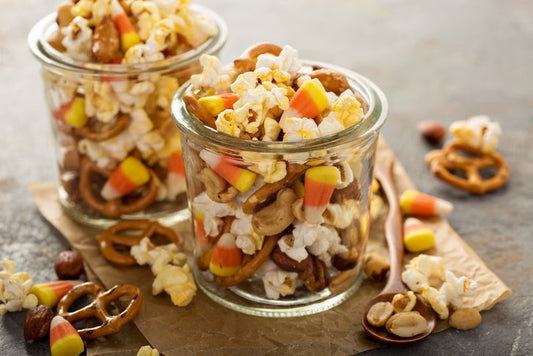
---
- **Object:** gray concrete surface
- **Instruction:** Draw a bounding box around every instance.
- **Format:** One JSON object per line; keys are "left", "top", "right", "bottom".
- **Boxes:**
{"left": 1, "top": 0, "right": 532, "bottom": 355}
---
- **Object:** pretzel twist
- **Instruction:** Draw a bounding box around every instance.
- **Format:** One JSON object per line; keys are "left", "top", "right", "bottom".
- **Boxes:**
{"left": 97, "top": 220, "right": 182, "bottom": 266}
{"left": 79, "top": 157, "right": 158, "bottom": 218}
{"left": 213, "top": 234, "right": 281, "bottom": 287}
{"left": 183, "top": 91, "right": 217, "bottom": 128}
{"left": 57, "top": 282, "right": 143, "bottom": 340}
{"left": 77, "top": 113, "right": 131, "bottom": 142}
{"left": 425, "top": 140, "right": 509, "bottom": 194}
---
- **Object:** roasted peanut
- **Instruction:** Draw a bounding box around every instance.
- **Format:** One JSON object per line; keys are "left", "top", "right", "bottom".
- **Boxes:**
{"left": 364, "top": 252, "right": 390, "bottom": 281}
{"left": 385, "top": 311, "right": 427, "bottom": 337}
{"left": 449, "top": 308, "right": 482, "bottom": 330}
{"left": 366, "top": 301, "right": 394, "bottom": 327}
{"left": 328, "top": 269, "right": 357, "bottom": 295}
{"left": 391, "top": 291, "right": 417, "bottom": 313}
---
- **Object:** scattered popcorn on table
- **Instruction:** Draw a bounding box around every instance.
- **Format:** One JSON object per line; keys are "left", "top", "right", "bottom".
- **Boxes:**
{"left": 0, "top": 259, "right": 38, "bottom": 315}
{"left": 402, "top": 254, "right": 477, "bottom": 319}
{"left": 131, "top": 237, "right": 196, "bottom": 307}
{"left": 449, "top": 115, "right": 501, "bottom": 153}
{"left": 137, "top": 345, "right": 160, "bottom": 356}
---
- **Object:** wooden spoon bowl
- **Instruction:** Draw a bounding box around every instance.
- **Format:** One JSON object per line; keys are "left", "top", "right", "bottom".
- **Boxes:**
{"left": 361, "top": 159, "right": 436, "bottom": 345}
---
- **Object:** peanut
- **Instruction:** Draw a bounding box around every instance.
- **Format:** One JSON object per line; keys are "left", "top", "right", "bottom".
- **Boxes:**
{"left": 385, "top": 311, "right": 427, "bottom": 337}
{"left": 449, "top": 308, "right": 482, "bottom": 330}
{"left": 366, "top": 301, "right": 394, "bottom": 327}
{"left": 391, "top": 291, "right": 417, "bottom": 313}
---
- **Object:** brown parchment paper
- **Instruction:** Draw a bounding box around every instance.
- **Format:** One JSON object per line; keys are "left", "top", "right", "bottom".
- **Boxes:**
{"left": 29, "top": 137, "right": 512, "bottom": 355}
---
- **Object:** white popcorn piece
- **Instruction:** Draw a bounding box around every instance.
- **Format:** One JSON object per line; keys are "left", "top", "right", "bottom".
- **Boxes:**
{"left": 322, "top": 199, "right": 359, "bottom": 229}
{"left": 137, "top": 345, "right": 160, "bottom": 356}
{"left": 0, "top": 259, "right": 38, "bottom": 314}
{"left": 215, "top": 109, "right": 243, "bottom": 137}
{"left": 420, "top": 285, "right": 449, "bottom": 319}
{"left": 257, "top": 259, "right": 298, "bottom": 300}
{"left": 449, "top": 115, "right": 501, "bottom": 153}
{"left": 84, "top": 82, "right": 121, "bottom": 123}
{"left": 191, "top": 55, "right": 235, "bottom": 93}
{"left": 262, "top": 117, "right": 281, "bottom": 142}
{"left": 402, "top": 268, "right": 429, "bottom": 293}
{"left": 318, "top": 90, "right": 364, "bottom": 136}
{"left": 282, "top": 117, "right": 320, "bottom": 141}
{"left": 191, "top": 191, "right": 238, "bottom": 236}
{"left": 169, "top": 6, "right": 217, "bottom": 47}
{"left": 439, "top": 270, "right": 478, "bottom": 310}
{"left": 231, "top": 214, "right": 264, "bottom": 255}
{"left": 406, "top": 254, "right": 444, "bottom": 280}
{"left": 61, "top": 16, "right": 93, "bottom": 61}
{"left": 131, "top": 1, "right": 162, "bottom": 41}
{"left": 247, "top": 158, "right": 286, "bottom": 184}
{"left": 276, "top": 45, "right": 302, "bottom": 76}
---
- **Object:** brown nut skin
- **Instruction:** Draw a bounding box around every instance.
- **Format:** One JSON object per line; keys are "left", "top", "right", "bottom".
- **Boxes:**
{"left": 54, "top": 250, "right": 84, "bottom": 280}
{"left": 449, "top": 308, "right": 482, "bottom": 330}
{"left": 24, "top": 305, "right": 54, "bottom": 344}
{"left": 418, "top": 120, "right": 446, "bottom": 144}
{"left": 364, "top": 252, "right": 390, "bottom": 281}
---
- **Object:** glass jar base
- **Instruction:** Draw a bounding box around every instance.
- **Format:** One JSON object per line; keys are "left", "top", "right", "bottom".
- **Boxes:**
{"left": 58, "top": 187, "right": 190, "bottom": 229}
{"left": 194, "top": 267, "right": 364, "bottom": 317}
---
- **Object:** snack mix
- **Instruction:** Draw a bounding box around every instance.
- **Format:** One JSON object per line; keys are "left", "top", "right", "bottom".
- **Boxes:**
{"left": 181, "top": 43, "right": 375, "bottom": 300}
{"left": 43, "top": 0, "right": 218, "bottom": 218}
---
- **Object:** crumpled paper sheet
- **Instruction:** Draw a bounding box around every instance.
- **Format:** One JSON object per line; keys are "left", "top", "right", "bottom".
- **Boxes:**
{"left": 29, "top": 137, "right": 511, "bottom": 355}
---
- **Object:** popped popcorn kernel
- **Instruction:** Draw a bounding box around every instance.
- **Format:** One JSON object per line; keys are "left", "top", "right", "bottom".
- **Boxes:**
{"left": 61, "top": 16, "right": 93, "bottom": 61}
{"left": 449, "top": 115, "right": 501, "bottom": 153}
{"left": 137, "top": 345, "right": 160, "bottom": 356}
{"left": 0, "top": 259, "right": 38, "bottom": 314}
{"left": 191, "top": 55, "right": 235, "bottom": 93}
{"left": 257, "top": 259, "right": 298, "bottom": 300}
{"left": 283, "top": 117, "right": 320, "bottom": 141}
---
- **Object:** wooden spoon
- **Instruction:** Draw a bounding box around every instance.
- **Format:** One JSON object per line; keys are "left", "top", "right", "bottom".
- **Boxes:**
{"left": 361, "top": 159, "right": 436, "bottom": 345}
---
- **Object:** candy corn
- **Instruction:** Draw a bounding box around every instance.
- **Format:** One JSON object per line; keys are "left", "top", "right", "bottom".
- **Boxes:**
{"left": 209, "top": 233, "right": 242, "bottom": 277}
{"left": 403, "top": 217, "right": 435, "bottom": 252}
{"left": 304, "top": 166, "right": 340, "bottom": 224}
{"left": 53, "top": 97, "right": 87, "bottom": 128}
{"left": 399, "top": 190, "right": 453, "bottom": 216}
{"left": 195, "top": 213, "right": 210, "bottom": 250}
{"left": 50, "top": 316, "right": 84, "bottom": 356}
{"left": 110, "top": 0, "right": 140, "bottom": 51}
{"left": 198, "top": 93, "right": 240, "bottom": 116}
{"left": 101, "top": 157, "right": 150, "bottom": 200}
{"left": 199, "top": 150, "right": 256, "bottom": 193}
{"left": 30, "top": 280, "right": 81, "bottom": 308}
{"left": 167, "top": 152, "right": 186, "bottom": 199}
{"left": 281, "top": 80, "right": 329, "bottom": 120}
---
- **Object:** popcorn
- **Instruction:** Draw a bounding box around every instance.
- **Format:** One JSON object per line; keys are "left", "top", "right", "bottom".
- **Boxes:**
{"left": 231, "top": 214, "right": 264, "bottom": 255}
{"left": 131, "top": 237, "right": 196, "bottom": 307}
{"left": 449, "top": 115, "right": 501, "bottom": 153}
{"left": 84, "top": 82, "right": 121, "bottom": 123}
{"left": 0, "top": 259, "right": 38, "bottom": 315}
{"left": 191, "top": 192, "right": 238, "bottom": 236}
{"left": 402, "top": 255, "right": 478, "bottom": 319}
{"left": 137, "top": 345, "right": 160, "bottom": 356}
{"left": 282, "top": 117, "right": 320, "bottom": 141}
{"left": 130, "top": 1, "right": 162, "bottom": 40}
{"left": 61, "top": 16, "right": 93, "bottom": 61}
{"left": 321, "top": 90, "right": 364, "bottom": 129}
{"left": 322, "top": 199, "right": 359, "bottom": 229}
{"left": 169, "top": 6, "right": 217, "bottom": 47}
{"left": 257, "top": 259, "right": 298, "bottom": 300}
{"left": 191, "top": 55, "right": 235, "bottom": 93}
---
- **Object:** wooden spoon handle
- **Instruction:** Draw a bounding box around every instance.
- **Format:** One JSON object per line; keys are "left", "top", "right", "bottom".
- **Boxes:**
{"left": 373, "top": 159, "right": 406, "bottom": 294}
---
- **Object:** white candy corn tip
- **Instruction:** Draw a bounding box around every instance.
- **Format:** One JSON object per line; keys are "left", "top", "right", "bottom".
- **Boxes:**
{"left": 101, "top": 184, "right": 120, "bottom": 201}
{"left": 304, "top": 206, "right": 325, "bottom": 225}
{"left": 435, "top": 199, "right": 453, "bottom": 214}
{"left": 51, "top": 315, "right": 68, "bottom": 329}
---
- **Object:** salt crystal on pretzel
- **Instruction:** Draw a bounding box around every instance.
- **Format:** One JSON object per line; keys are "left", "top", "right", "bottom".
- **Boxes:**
{"left": 449, "top": 115, "right": 501, "bottom": 153}
{"left": 61, "top": 16, "right": 93, "bottom": 61}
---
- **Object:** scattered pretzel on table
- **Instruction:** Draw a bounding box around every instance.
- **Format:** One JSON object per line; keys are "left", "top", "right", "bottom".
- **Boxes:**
{"left": 425, "top": 140, "right": 510, "bottom": 194}
{"left": 79, "top": 157, "right": 159, "bottom": 218}
{"left": 76, "top": 113, "right": 131, "bottom": 142}
{"left": 97, "top": 220, "right": 182, "bottom": 266}
{"left": 56, "top": 282, "right": 143, "bottom": 340}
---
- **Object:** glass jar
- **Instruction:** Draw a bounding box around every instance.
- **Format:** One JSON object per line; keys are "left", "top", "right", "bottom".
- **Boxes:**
{"left": 28, "top": 5, "right": 227, "bottom": 228}
{"left": 172, "top": 61, "right": 388, "bottom": 317}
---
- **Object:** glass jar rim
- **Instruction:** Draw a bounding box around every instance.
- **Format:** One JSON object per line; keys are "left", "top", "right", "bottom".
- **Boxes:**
{"left": 171, "top": 60, "right": 388, "bottom": 154}
{"left": 28, "top": 4, "right": 227, "bottom": 76}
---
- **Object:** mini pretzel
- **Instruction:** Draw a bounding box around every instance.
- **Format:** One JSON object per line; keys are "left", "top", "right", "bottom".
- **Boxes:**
{"left": 214, "top": 234, "right": 281, "bottom": 287}
{"left": 183, "top": 91, "right": 216, "bottom": 128}
{"left": 233, "top": 43, "right": 283, "bottom": 75}
{"left": 97, "top": 220, "right": 182, "bottom": 266}
{"left": 57, "top": 282, "right": 142, "bottom": 340}
{"left": 79, "top": 157, "right": 158, "bottom": 218}
{"left": 425, "top": 140, "right": 509, "bottom": 194}
{"left": 242, "top": 162, "right": 307, "bottom": 214}
{"left": 77, "top": 113, "right": 131, "bottom": 142}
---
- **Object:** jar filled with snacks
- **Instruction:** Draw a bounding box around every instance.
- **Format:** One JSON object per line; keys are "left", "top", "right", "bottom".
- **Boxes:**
{"left": 28, "top": 0, "right": 227, "bottom": 227}
{"left": 172, "top": 43, "right": 388, "bottom": 316}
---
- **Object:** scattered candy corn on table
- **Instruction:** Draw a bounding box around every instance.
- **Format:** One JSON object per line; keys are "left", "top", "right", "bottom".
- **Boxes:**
{"left": 2, "top": 0, "right": 533, "bottom": 355}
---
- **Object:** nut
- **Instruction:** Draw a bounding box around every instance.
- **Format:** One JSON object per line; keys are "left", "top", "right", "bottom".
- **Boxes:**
{"left": 364, "top": 252, "right": 390, "bottom": 281}
{"left": 418, "top": 120, "right": 446, "bottom": 144}
{"left": 54, "top": 250, "right": 84, "bottom": 280}
{"left": 391, "top": 291, "right": 417, "bottom": 313}
{"left": 385, "top": 311, "right": 428, "bottom": 337}
{"left": 199, "top": 167, "right": 239, "bottom": 203}
{"left": 366, "top": 301, "right": 394, "bottom": 327}
{"left": 24, "top": 305, "right": 54, "bottom": 343}
{"left": 328, "top": 269, "right": 357, "bottom": 295}
{"left": 251, "top": 188, "right": 297, "bottom": 236}
{"left": 271, "top": 245, "right": 312, "bottom": 272}
{"left": 449, "top": 308, "right": 482, "bottom": 330}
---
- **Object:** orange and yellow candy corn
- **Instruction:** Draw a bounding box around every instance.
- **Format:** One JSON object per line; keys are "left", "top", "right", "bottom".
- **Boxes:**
{"left": 110, "top": 0, "right": 140, "bottom": 51}
{"left": 50, "top": 315, "right": 84, "bottom": 356}
{"left": 198, "top": 93, "right": 240, "bottom": 116}
{"left": 399, "top": 190, "right": 453, "bottom": 216}
{"left": 195, "top": 213, "right": 210, "bottom": 250}
{"left": 200, "top": 151, "right": 256, "bottom": 193}
{"left": 101, "top": 157, "right": 150, "bottom": 200}
{"left": 209, "top": 233, "right": 242, "bottom": 277}
{"left": 304, "top": 166, "right": 340, "bottom": 224}
{"left": 53, "top": 97, "right": 87, "bottom": 128}
{"left": 167, "top": 152, "right": 186, "bottom": 198}
{"left": 403, "top": 217, "right": 435, "bottom": 252}
{"left": 30, "top": 280, "right": 81, "bottom": 308}
{"left": 282, "top": 80, "right": 329, "bottom": 120}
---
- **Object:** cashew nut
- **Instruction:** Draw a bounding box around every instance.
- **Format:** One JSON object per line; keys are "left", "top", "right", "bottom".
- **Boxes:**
{"left": 198, "top": 167, "right": 238, "bottom": 203}
{"left": 251, "top": 188, "right": 297, "bottom": 236}
{"left": 291, "top": 197, "right": 305, "bottom": 221}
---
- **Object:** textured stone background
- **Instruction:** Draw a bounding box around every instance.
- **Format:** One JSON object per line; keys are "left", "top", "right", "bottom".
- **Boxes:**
{"left": 1, "top": 0, "right": 532, "bottom": 354}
